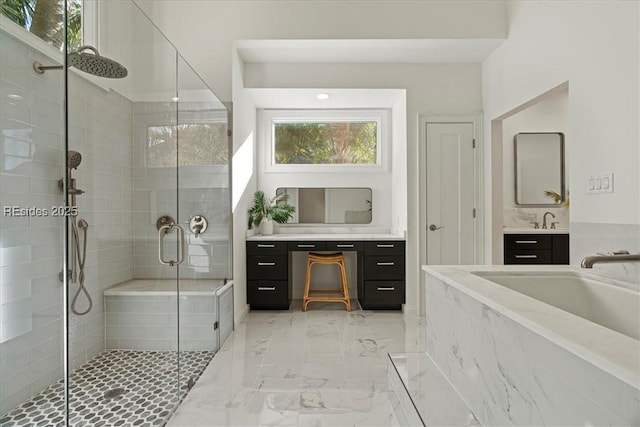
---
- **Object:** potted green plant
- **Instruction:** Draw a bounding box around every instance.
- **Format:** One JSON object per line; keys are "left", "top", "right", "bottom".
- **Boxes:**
{"left": 247, "top": 190, "right": 296, "bottom": 235}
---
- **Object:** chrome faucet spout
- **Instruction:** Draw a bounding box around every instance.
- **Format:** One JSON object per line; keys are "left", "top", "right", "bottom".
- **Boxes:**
{"left": 581, "top": 252, "right": 640, "bottom": 268}
{"left": 542, "top": 211, "right": 556, "bottom": 229}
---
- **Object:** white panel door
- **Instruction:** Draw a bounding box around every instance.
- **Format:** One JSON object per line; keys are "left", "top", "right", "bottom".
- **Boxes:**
{"left": 426, "top": 122, "right": 476, "bottom": 265}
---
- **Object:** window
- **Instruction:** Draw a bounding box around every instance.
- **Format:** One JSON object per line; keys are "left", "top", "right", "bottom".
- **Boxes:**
{"left": 274, "top": 121, "right": 377, "bottom": 165}
{"left": 262, "top": 110, "right": 389, "bottom": 171}
{"left": 147, "top": 122, "right": 228, "bottom": 167}
{"left": 1, "top": 0, "right": 83, "bottom": 51}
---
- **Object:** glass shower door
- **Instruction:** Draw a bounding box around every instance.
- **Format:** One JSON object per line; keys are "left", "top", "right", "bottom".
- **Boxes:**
{"left": 64, "top": 1, "right": 184, "bottom": 425}
{"left": 174, "top": 54, "right": 231, "bottom": 398}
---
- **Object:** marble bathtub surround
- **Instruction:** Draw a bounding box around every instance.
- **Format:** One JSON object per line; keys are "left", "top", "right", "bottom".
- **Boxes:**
{"left": 167, "top": 301, "right": 425, "bottom": 426}
{"left": 423, "top": 265, "right": 639, "bottom": 426}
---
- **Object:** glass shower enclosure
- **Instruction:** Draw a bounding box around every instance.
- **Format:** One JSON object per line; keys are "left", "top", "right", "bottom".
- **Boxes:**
{"left": 0, "top": 1, "right": 231, "bottom": 425}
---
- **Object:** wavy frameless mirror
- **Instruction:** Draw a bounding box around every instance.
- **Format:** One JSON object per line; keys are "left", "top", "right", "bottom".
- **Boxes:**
{"left": 514, "top": 132, "right": 565, "bottom": 206}
{"left": 276, "top": 187, "right": 372, "bottom": 224}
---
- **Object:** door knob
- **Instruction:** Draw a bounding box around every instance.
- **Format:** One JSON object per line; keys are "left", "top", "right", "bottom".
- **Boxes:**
{"left": 429, "top": 224, "right": 445, "bottom": 231}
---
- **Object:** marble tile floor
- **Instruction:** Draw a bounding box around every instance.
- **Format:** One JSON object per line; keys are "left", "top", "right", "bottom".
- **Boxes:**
{"left": 388, "top": 353, "right": 481, "bottom": 427}
{"left": 0, "top": 350, "right": 214, "bottom": 427}
{"left": 167, "top": 300, "right": 426, "bottom": 427}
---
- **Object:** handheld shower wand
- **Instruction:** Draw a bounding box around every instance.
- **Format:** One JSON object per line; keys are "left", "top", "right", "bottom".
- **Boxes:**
{"left": 62, "top": 151, "right": 92, "bottom": 315}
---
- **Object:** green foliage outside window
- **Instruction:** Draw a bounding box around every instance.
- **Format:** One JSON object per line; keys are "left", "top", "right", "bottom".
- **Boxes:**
{"left": 274, "top": 121, "right": 377, "bottom": 165}
{"left": 147, "top": 123, "right": 228, "bottom": 167}
{"left": 1, "top": 0, "right": 82, "bottom": 51}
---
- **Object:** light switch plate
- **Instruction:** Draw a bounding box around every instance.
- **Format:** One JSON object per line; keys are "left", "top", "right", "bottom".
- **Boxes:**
{"left": 588, "top": 172, "right": 614, "bottom": 194}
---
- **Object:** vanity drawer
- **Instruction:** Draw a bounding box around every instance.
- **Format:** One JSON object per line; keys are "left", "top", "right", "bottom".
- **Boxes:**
{"left": 364, "top": 241, "right": 405, "bottom": 255}
{"left": 363, "top": 281, "right": 405, "bottom": 308}
{"left": 504, "top": 249, "right": 552, "bottom": 264}
{"left": 247, "top": 280, "right": 289, "bottom": 309}
{"left": 246, "top": 241, "right": 288, "bottom": 256}
{"left": 288, "top": 241, "right": 326, "bottom": 251}
{"left": 364, "top": 256, "right": 405, "bottom": 280}
{"left": 325, "top": 241, "right": 363, "bottom": 252}
{"left": 246, "top": 256, "right": 287, "bottom": 280}
{"left": 504, "top": 234, "right": 552, "bottom": 250}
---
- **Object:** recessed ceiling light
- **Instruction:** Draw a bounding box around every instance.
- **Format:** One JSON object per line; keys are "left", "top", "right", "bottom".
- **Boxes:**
{"left": 8, "top": 94, "right": 23, "bottom": 101}
{"left": 316, "top": 93, "right": 330, "bottom": 100}
{"left": 171, "top": 96, "right": 179, "bottom": 102}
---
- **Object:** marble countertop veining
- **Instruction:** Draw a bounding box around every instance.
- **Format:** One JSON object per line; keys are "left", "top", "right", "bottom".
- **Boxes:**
{"left": 502, "top": 227, "right": 569, "bottom": 234}
{"left": 422, "top": 264, "right": 640, "bottom": 388}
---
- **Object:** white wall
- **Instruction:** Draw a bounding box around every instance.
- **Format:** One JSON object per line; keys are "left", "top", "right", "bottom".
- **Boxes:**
{"left": 483, "top": 1, "right": 640, "bottom": 273}
{"left": 230, "top": 50, "right": 257, "bottom": 324}
{"left": 134, "top": 0, "right": 507, "bottom": 101}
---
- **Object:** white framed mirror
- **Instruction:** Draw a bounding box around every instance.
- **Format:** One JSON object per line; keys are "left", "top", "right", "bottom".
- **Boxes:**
{"left": 514, "top": 132, "right": 565, "bottom": 206}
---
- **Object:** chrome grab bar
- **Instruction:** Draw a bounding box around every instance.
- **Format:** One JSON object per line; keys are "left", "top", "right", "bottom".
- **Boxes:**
{"left": 158, "top": 223, "right": 186, "bottom": 266}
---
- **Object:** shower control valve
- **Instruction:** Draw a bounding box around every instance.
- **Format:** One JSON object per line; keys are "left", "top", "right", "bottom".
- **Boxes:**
{"left": 189, "top": 215, "right": 208, "bottom": 237}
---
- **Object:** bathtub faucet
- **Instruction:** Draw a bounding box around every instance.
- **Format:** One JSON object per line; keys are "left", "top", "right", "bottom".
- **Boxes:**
{"left": 580, "top": 251, "right": 640, "bottom": 268}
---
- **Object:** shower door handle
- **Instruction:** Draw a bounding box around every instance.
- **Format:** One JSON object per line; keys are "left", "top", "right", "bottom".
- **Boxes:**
{"left": 159, "top": 223, "right": 186, "bottom": 266}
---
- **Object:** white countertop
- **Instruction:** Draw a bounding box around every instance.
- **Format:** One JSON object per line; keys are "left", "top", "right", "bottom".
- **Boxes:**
{"left": 503, "top": 227, "right": 569, "bottom": 234}
{"left": 422, "top": 265, "right": 639, "bottom": 388}
{"left": 246, "top": 233, "right": 404, "bottom": 241}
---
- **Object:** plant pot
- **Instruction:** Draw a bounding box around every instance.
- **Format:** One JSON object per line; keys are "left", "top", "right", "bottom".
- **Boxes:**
{"left": 259, "top": 218, "right": 274, "bottom": 235}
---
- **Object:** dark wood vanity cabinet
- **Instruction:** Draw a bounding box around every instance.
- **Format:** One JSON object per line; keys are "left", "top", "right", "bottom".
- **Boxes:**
{"left": 246, "top": 241, "right": 290, "bottom": 309}
{"left": 246, "top": 239, "right": 405, "bottom": 310}
{"left": 360, "top": 241, "right": 406, "bottom": 310}
{"left": 504, "top": 234, "right": 569, "bottom": 265}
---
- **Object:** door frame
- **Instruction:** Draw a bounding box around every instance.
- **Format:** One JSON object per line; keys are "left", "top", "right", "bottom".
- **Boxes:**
{"left": 418, "top": 114, "right": 484, "bottom": 313}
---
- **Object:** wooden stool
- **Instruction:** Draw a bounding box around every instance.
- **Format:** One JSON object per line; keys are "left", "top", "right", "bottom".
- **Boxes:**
{"left": 302, "top": 252, "right": 351, "bottom": 311}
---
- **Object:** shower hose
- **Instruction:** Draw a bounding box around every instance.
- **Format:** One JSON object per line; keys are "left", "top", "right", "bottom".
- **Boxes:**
{"left": 71, "top": 218, "right": 92, "bottom": 316}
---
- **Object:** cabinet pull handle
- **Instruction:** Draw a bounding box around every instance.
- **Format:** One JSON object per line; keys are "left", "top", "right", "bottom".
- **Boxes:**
{"left": 376, "top": 244, "right": 394, "bottom": 248}
{"left": 514, "top": 255, "right": 537, "bottom": 259}
{"left": 297, "top": 244, "right": 315, "bottom": 248}
{"left": 257, "top": 244, "right": 275, "bottom": 248}
{"left": 336, "top": 244, "right": 354, "bottom": 248}
{"left": 515, "top": 240, "right": 537, "bottom": 244}
{"left": 377, "top": 261, "right": 395, "bottom": 266}
{"left": 257, "top": 286, "right": 276, "bottom": 291}
{"left": 377, "top": 287, "right": 395, "bottom": 291}
{"left": 257, "top": 262, "right": 276, "bottom": 266}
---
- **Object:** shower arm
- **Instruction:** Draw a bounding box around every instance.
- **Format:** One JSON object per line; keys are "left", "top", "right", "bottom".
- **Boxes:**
{"left": 33, "top": 63, "right": 63, "bottom": 74}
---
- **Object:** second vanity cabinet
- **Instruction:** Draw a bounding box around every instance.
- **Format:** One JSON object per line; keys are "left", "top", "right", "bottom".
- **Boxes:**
{"left": 504, "top": 233, "right": 569, "bottom": 264}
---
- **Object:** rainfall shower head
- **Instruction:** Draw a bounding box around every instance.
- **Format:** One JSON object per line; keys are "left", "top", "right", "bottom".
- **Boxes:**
{"left": 67, "top": 46, "right": 128, "bottom": 79}
{"left": 33, "top": 45, "right": 128, "bottom": 79}
{"left": 68, "top": 151, "right": 82, "bottom": 170}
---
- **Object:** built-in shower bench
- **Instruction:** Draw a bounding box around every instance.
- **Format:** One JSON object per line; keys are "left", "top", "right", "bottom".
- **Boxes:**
{"left": 103, "top": 279, "right": 233, "bottom": 352}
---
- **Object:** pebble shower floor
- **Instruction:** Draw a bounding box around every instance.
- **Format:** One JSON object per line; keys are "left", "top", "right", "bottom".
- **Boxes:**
{"left": 0, "top": 350, "right": 214, "bottom": 427}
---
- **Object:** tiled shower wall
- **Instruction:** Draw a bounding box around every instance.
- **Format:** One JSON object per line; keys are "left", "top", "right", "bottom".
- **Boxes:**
{"left": 132, "top": 103, "right": 230, "bottom": 280}
{"left": 0, "top": 29, "right": 134, "bottom": 414}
